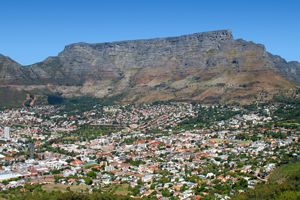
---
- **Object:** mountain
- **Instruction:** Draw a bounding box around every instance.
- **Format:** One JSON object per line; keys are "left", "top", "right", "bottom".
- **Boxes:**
{"left": 0, "top": 29, "right": 299, "bottom": 107}
{"left": 268, "top": 53, "right": 300, "bottom": 84}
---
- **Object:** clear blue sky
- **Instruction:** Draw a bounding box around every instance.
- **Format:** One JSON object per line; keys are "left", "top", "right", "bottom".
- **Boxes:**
{"left": 1, "top": 0, "right": 299, "bottom": 65}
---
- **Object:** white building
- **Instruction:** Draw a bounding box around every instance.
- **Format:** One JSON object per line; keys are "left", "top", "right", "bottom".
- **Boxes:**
{"left": 0, "top": 171, "right": 21, "bottom": 181}
{"left": 4, "top": 127, "right": 10, "bottom": 139}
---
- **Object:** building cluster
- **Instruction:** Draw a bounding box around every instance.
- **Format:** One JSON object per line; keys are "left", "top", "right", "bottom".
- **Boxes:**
{"left": 0, "top": 103, "right": 299, "bottom": 199}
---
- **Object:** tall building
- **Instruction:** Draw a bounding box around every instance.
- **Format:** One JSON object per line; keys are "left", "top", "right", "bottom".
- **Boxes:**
{"left": 28, "top": 143, "right": 34, "bottom": 159}
{"left": 4, "top": 127, "right": 10, "bottom": 139}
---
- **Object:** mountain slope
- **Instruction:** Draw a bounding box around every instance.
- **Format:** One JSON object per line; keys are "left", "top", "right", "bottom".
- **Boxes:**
{"left": 269, "top": 53, "right": 300, "bottom": 84}
{"left": 0, "top": 30, "right": 299, "bottom": 107}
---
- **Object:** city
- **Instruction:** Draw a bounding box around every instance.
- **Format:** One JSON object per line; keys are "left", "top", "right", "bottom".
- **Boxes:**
{"left": 0, "top": 101, "right": 299, "bottom": 199}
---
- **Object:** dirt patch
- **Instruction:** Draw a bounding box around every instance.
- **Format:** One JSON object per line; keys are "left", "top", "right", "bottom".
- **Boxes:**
{"left": 42, "top": 184, "right": 91, "bottom": 192}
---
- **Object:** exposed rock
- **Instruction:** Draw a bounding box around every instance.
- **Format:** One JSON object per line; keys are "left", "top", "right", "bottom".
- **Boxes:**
{"left": 268, "top": 53, "right": 300, "bottom": 84}
{"left": 0, "top": 29, "right": 299, "bottom": 107}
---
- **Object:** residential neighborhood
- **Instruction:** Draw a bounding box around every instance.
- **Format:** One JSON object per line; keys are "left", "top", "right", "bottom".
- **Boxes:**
{"left": 0, "top": 102, "right": 299, "bottom": 199}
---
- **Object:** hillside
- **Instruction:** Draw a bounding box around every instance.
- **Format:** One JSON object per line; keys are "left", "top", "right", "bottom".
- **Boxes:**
{"left": 233, "top": 160, "right": 300, "bottom": 200}
{"left": 0, "top": 29, "right": 299, "bottom": 107}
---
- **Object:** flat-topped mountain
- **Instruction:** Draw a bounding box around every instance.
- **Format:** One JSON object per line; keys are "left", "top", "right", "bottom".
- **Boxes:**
{"left": 0, "top": 29, "right": 299, "bottom": 107}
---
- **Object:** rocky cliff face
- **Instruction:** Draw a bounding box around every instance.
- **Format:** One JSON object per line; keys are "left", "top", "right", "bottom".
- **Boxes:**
{"left": 0, "top": 54, "right": 30, "bottom": 85}
{"left": 22, "top": 29, "right": 234, "bottom": 85}
{"left": 0, "top": 29, "right": 299, "bottom": 107}
{"left": 268, "top": 53, "right": 300, "bottom": 84}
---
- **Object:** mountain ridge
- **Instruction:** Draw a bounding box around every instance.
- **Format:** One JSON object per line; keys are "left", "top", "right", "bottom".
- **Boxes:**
{"left": 0, "top": 29, "right": 299, "bottom": 107}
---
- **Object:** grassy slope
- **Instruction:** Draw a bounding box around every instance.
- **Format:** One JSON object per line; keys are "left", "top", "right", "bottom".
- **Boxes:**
{"left": 0, "top": 87, "right": 27, "bottom": 109}
{"left": 268, "top": 159, "right": 300, "bottom": 184}
{"left": 41, "top": 184, "right": 90, "bottom": 192}
{"left": 233, "top": 160, "right": 300, "bottom": 200}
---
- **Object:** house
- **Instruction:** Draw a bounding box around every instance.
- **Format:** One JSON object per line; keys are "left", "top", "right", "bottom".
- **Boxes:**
{"left": 68, "top": 178, "right": 77, "bottom": 184}
{"left": 43, "top": 178, "right": 55, "bottom": 184}
{"left": 70, "top": 159, "right": 86, "bottom": 167}
{"left": 258, "top": 172, "right": 268, "bottom": 179}
{"left": 62, "top": 169, "right": 76, "bottom": 177}
{"left": 206, "top": 173, "right": 215, "bottom": 179}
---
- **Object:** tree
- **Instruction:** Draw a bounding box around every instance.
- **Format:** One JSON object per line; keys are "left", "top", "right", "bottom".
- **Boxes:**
{"left": 158, "top": 177, "right": 169, "bottom": 184}
{"left": 150, "top": 184, "right": 155, "bottom": 190}
{"left": 66, "top": 158, "right": 74, "bottom": 163}
{"left": 137, "top": 178, "right": 143, "bottom": 185}
{"left": 84, "top": 177, "right": 93, "bottom": 185}
{"left": 233, "top": 178, "right": 248, "bottom": 190}
{"left": 2, "top": 180, "right": 9, "bottom": 185}
{"left": 131, "top": 185, "right": 141, "bottom": 196}
{"left": 87, "top": 171, "right": 97, "bottom": 179}
{"left": 237, "top": 162, "right": 243, "bottom": 168}
{"left": 215, "top": 157, "right": 222, "bottom": 162}
{"left": 213, "top": 179, "right": 220, "bottom": 184}
{"left": 180, "top": 184, "right": 187, "bottom": 192}
{"left": 162, "top": 188, "right": 170, "bottom": 197}
{"left": 51, "top": 169, "right": 61, "bottom": 175}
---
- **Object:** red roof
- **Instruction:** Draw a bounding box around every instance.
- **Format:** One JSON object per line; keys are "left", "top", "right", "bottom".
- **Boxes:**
{"left": 2, "top": 157, "right": 13, "bottom": 160}
{"left": 70, "top": 159, "right": 86, "bottom": 165}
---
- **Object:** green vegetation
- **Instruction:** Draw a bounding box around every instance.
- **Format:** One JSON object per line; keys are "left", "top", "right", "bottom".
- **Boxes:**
{"left": 87, "top": 171, "right": 97, "bottom": 179}
{"left": 206, "top": 48, "right": 218, "bottom": 57}
{"left": 125, "top": 158, "right": 146, "bottom": 166}
{"left": 0, "top": 87, "right": 26, "bottom": 109}
{"left": 61, "top": 125, "right": 120, "bottom": 142}
{"left": 41, "top": 184, "right": 90, "bottom": 192}
{"left": 233, "top": 160, "right": 300, "bottom": 200}
{"left": 47, "top": 93, "right": 64, "bottom": 105}
{"left": 272, "top": 96, "right": 300, "bottom": 123}
{"left": 178, "top": 105, "right": 242, "bottom": 130}
{"left": 83, "top": 164, "right": 98, "bottom": 169}
{"left": 49, "top": 92, "right": 129, "bottom": 115}
{"left": 268, "top": 158, "right": 300, "bottom": 184}
{"left": 2, "top": 184, "right": 133, "bottom": 200}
